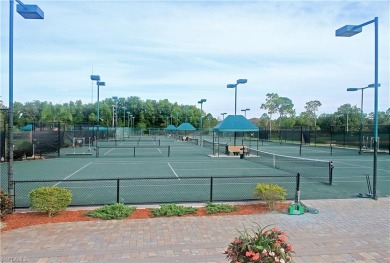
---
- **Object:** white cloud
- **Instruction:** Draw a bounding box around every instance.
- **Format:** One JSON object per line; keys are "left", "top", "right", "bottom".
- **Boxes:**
{"left": 1, "top": 0, "right": 389, "bottom": 119}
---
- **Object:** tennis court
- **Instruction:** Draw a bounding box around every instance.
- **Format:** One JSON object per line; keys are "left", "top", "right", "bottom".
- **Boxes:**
{"left": 7, "top": 136, "right": 390, "bottom": 208}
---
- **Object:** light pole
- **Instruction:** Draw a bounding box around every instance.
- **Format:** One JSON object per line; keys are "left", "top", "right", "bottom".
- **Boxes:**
{"left": 112, "top": 96, "right": 118, "bottom": 126}
{"left": 198, "top": 99, "right": 206, "bottom": 144}
{"left": 347, "top": 83, "right": 379, "bottom": 154}
{"left": 112, "top": 96, "right": 118, "bottom": 139}
{"left": 227, "top": 79, "right": 247, "bottom": 115}
{"left": 121, "top": 106, "right": 127, "bottom": 139}
{"left": 121, "top": 106, "right": 127, "bottom": 127}
{"left": 111, "top": 105, "right": 115, "bottom": 127}
{"left": 130, "top": 114, "right": 133, "bottom": 136}
{"left": 127, "top": 111, "right": 131, "bottom": 129}
{"left": 336, "top": 17, "right": 379, "bottom": 199}
{"left": 90, "top": 75, "right": 105, "bottom": 143}
{"left": 241, "top": 108, "right": 250, "bottom": 118}
{"left": 8, "top": 0, "right": 44, "bottom": 194}
{"left": 221, "top": 112, "right": 227, "bottom": 120}
{"left": 198, "top": 99, "right": 206, "bottom": 129}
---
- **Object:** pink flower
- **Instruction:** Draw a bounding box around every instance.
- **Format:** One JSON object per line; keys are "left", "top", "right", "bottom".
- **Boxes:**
{"left": 246, "top": 251, "right": 254, "bottom": 257}
{"left": 278, "top": 235, "right": 286, "bottom": 242}
{"left": 272, "top": 227, "right": 279, "bottom": 232}
{"left": 252, "top": 252, "right": 260, "bottom": 260}
{"left": 287, "top": 244, "right": 293, "bottom": 251}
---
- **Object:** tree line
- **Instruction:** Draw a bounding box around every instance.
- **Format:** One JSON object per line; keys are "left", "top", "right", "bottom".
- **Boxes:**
{"left": 1, "top": 94, "right": 389, "bottom": 131}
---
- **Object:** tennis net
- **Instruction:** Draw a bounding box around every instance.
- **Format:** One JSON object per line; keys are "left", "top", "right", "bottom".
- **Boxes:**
{"left": 246, "top": 147, "right": 333, "bottom": 185}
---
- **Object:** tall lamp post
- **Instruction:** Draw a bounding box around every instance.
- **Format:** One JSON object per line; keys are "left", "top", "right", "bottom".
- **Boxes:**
{"left": 347, "top": 83, "right": 379, "bottom": 154}
{"left": 241, "top": 108, "right": 250, "bottom": 118}
{"left": 8, "top": 0, "right": 44, "bottom": 195}
{"left": 90, "top": 75, "right": 105, "bottom": 143}
{"left": 227, "top": 79, "right": 247, "bottom": 115}
{"left": 121, "top": 106, "right": 127, "bottom": 139}
{"left": 198, "top": 99, "right": 206, "bottom": 144}
{"left": 112, "top": 96, "right": 118, "bottom": 139}
{"left": 126, "top": 111, "right": 130, "bottom": 138}
{"left": 130, "top": 114, "right": 133, "bottom": 136}
{"left": 336, "top": 17, "right": 379, "bottom": 200}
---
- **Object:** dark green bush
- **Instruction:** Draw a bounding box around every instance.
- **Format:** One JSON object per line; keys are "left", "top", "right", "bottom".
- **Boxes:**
{"left": 0, "top": 190, "right": 13, "bottom": 218}
{"left": 29, "top": 186, "right": 72, "bottom": 217}
{"left": 13, "top": 141, "right": 33, "bottom": 160}
{"left": 86, "top": 203, "right": 136, "bottom": 220}
{"left": 151, "top": 204, "right": 197, "bottom": 217}
{"left": 205, "top": 202, "right": 237, "bottom": 214}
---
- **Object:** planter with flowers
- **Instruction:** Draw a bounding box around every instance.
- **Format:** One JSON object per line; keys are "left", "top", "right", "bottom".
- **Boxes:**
{"left": 225, "top": 224, "right": 293, "bottom": 263}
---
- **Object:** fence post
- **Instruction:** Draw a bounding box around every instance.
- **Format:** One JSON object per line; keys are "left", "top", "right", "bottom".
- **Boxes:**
{"left": 329, "top": 161, "right": 334, "bottom": 186}
{"left": 295, "top": 173, "right": 300, "bottom": 204}
{"left": 168, "top": 146, "right": 170, "bottom": 157}
{"left": 12, "top": 180, "right": 16, "bottom": 211}
{"left": 209, "top": 177, "right": 213, "bottom": 202}
{"left": 117, "top": 178, "right": 120, "bottom": 203}
{"left": 133, "top": 147, "right": 136, "bottom": 157}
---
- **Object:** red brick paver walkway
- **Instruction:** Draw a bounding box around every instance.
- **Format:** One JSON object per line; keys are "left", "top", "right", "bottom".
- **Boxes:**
{"left": 1, "top": 198, "right": 389, "bottom": 263}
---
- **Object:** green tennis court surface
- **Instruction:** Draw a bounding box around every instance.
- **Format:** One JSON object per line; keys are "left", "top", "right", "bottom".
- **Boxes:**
{"left": 6, "top": 136, "right": 390, "bottom": 208}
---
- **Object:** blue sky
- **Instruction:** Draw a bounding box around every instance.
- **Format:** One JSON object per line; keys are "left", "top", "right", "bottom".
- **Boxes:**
{"left": 1, "top": 0, "right": 389, "bottom": 119}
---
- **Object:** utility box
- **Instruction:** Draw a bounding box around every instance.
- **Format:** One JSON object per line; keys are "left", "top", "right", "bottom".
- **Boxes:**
{"left": 288, "top": 204, "right": 304, "bottom": 215}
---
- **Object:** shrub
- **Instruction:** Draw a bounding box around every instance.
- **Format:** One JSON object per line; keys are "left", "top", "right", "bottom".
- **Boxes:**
{"left": 151, "top": 204, "right": 197, "bottom": 217}
{"left": 29, "top": 186, "right": 72, "bottom": 217}
{"left": 205, "top": 202, "right": 237, "bottom": 214}
{"left": 225, "top": 224, "right": 294, "bottom": 263}
{"left": 86, "top": 203, "right": 136, "bottom": 220}
{"left": 0, "top": 190, "right": 13, "bottom": 218}
{"left": 13, "top": 141, "right": 33, "bottom": 160}
{"left": 253, "top": 184, "right": 287, "bottom": 211}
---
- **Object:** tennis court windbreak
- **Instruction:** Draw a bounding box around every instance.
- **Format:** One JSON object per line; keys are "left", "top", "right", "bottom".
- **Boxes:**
{"left": 246, "top": 148, "right": 334, "bottom": 185}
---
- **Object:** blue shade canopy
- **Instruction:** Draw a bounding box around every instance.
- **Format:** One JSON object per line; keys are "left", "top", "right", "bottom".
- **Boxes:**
{"left": 165, "top": 125, "right": 177, "bottom": 131}
{"left": 17, "top": 4, "right": 44, "bottom": 19}
{"left": 177, "top": 122, "right": 196, "bottom": 131}
{"left": 213, "top": 115, "right": 258, "bottom": 132}
{"left": 21, "top": 124, "right": 33, "bottom": 131}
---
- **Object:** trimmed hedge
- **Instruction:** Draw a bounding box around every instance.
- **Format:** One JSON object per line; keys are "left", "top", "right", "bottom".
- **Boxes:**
{"left": 29, "top": 186, "right": 72, "bottom": 217}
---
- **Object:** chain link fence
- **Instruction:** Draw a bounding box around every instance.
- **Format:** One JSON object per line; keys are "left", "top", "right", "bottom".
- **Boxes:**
{"left": 259, "top": 125, "right": 390, "bottom": 153}
{"left": 12, "top": 174, "right": 298, "bottom": 209}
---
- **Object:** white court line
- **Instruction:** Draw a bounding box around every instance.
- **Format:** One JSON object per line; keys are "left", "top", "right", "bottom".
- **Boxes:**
{"left": 54, "top": 162, "right": 93, "bottom": 186}
{"left": 157, "top": 148, "right": 162, "bottom": 153}
{"left": 103, "top": 148, "right": 116, "bottom": 156}
{"left": 168, "top": 162, "right": 180, "bottom": 180}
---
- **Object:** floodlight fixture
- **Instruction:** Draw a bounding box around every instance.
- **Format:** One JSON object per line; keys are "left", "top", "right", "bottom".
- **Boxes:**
{"left": 335, "top": 25, "right": 362, "bottom": 37}
{"left": 236, "top": 79, "right": 247, "bottom": 84}
{"left": 90, "top": 75, "right": 100, "bottom": 81}
{"left": 16, "top": 3, "right": 44, "bottom": 19}
{"left": 227, "top": 78, "right": 247, "bottom": 115}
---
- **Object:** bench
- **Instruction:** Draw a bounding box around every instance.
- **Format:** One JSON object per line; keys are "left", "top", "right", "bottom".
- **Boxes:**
{"left": 226, "top": 145, "right": 248, "bottom": 156}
